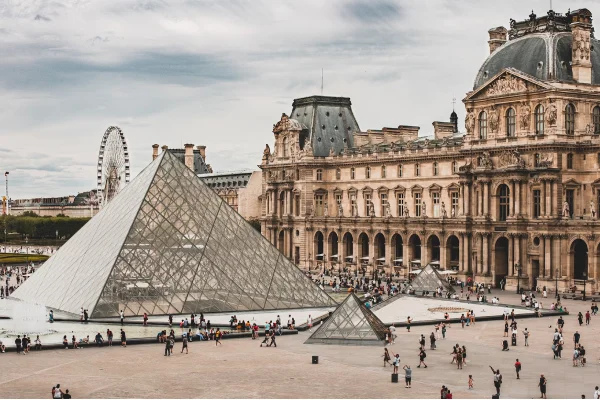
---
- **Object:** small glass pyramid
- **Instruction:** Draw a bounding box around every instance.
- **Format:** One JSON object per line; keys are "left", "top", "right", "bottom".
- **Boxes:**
{"left": 13, "top": 151, "right": 337, "bottom": 317}
{"left": 410, "top": 264, "right": 455, "bottom": 295}
{"left": 305, "top": 292, "right": 387, "bottom": 346}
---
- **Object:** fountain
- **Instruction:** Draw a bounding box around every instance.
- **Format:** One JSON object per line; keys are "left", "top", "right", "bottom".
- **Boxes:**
{"left": 4, "top": 301, "right": 53, "bottom": 336}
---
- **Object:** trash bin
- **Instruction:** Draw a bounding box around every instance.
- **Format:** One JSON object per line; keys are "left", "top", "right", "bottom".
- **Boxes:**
{"left": 312, "top": 356, "right": 319, "bottom": 364}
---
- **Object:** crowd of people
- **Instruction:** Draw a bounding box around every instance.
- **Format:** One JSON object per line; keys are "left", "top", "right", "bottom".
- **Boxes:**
{"left": 1, "top": 264, "right": 38, "bottom": 297}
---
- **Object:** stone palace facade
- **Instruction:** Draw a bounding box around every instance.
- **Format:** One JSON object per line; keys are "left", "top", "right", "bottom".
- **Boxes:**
{"left": 260, "top": 8, "right": 600, "bottom": 293}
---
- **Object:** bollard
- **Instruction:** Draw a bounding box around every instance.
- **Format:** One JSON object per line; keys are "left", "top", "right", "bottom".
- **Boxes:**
{"left": 312, "top": 355, "right": 319, "bottom": 364}
{"left": 391, "top": 373, "right": 398, "bottom": 383}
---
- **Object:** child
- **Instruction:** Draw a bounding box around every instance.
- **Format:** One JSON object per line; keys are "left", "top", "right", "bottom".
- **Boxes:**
{"left": 468, "top": 375, "right": 474, "bottom": 390}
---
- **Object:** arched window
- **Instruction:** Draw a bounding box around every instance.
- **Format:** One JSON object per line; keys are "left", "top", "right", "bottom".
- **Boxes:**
{"left": 433, "top": 162, "right": 439, "bottom": 176}
{"left": 350, "top": 167, "right": 355, "bottom": 180}
{"left": 567, "top": 153, "right": 574, "bottom": 169}
{"left": 565, "top": 103, "right": 575, "bottom": 135}
{"left": 381, "top": 165, "right": 386, "bottom": 178}
{"left": 593, "top": 106, "right": 600, "bottom": 134}
{"left": 498, "top": 184, "right": 510, "bottom": 221}
{"left": 452, "top": 161, "right": 458, "bottom": 173}
{"left": 506, "top": 108, "right": 516, "bottom": 137}
{"left": 335, "top": 168, "right": 341, "bottom": 180}
{"left": 316, "top": 169, "right": 323, "bottom": 181}
{"left": 415, "top": 163, "right": 420, "bottom": 177}
{"left": 398, "top": 164, "right": 403, "bottom": 177}
{"left": 479, "top": 111, "right": 488, "bottom": 139}
{"left": 282, "top": 137, "right": 289, "bottom": 157}
{"left": 535, "top": 104, "right": 545, "bottom": 135}
{"left": 366, "top": 166, "right": 371, "bottom": 179}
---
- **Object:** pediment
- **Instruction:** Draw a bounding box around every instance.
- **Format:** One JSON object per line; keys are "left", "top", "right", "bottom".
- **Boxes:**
{"left": 465, "top": 68, "right": 551, "bottom": 100}
{"left": 428, "top": 183, "right": 442, "bottom": 192}
{"left": 563, "top": 178, "right": 582, "bottom": 187}
{"left": 410, "top": 184, "right": 423, "bottom": 192}
{"left": 392, "top": 184, "right": 406, "bottom": 192}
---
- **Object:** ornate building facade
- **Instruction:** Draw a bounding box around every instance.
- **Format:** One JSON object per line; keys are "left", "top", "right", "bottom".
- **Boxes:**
{"left": 260, "top": 8, "right": 600, "bottom": 293}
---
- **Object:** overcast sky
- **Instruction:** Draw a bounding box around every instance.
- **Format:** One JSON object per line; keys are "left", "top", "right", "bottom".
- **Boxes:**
{"left": 0, "top": 0, "right": 595, "bottom": 198}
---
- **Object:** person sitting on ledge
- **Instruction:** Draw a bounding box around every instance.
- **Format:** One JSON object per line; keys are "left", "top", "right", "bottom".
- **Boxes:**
{"left": 502, "top": 340, "right": 510, "bottom": 351}
{"left": 0, "top": 339, "right": 5, "bottom": 353}
{"left": 94, "top": 332, "right": 104, "bottom": 347}
{"left": 34, "top": 335, "right": 42, "bottom": 350}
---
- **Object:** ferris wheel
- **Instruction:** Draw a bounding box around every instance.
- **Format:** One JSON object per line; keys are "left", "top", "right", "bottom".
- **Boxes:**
{"left": 97, "top": 126, "right": 130, "bottom": 208}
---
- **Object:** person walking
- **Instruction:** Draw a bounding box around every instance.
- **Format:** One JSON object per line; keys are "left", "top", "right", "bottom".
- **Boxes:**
{"left": 489, "top": 366, "right": 502, "bottom": 397}
{"left": 515, "top": 359, "right": 522, "bottom": 379}
{"left": 539, "top": 374, "right": 547, "bottom": 399}
{"left": 574, "top": 331, "right": 581, "bottom": 349}
{"left": 578, "top": 312, "right": 584, "bottom": 326}
{"left": 504, "top": 322, "right": 509, "bottom": 337}
{"left": 215, "top": 328, "right": 222, "bottom": 346}
{"left": 307, "top": 315, "right": 313, "bottom": 332}
{"left": 593, "top": 386, "right": 600, "bottom": 399}
{"left": 585, "top": 311, "right": 591, "bottom": 325}
{"left": 407, "top": 316, "right": 412, "bottom": 332}
{"left": 417, "top": 349, "right": 427, "bottom": 368}
{"left": 120, "top": 329, "right": 126, "bottom": 347}
{"left": 430, "top": 332, "right": 436, "bottom": 350}
{"left": 403, "top": 365, "right": 412, "bottom": 388}
{"left": 164, "top": 336, "right": 171, "bottom": 356}
{"left": 523, "top": 328, "right": 530, "bottom": 346}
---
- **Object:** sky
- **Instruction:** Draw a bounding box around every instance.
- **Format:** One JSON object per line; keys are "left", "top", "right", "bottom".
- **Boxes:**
{"left": 0, "top": 0, "right": 595, "bottom": 198}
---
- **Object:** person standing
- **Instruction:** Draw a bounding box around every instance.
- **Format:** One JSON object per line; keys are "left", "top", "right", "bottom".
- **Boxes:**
{"left": 523, "top": 328, "right": 530, "bottom": 346}
{"left": 120, "top": 329, "right": 126, "bottom": 347}
{"left": 181, "top": 334, "right": 188, "bottom": 354}
{"left": 593, "top": 386, "right": 600, "bottom": 399}
{"left": 119, "top": 310, "right": 124, "bottom": 325}
{"left": 143, "top": 313, "right": 148, "bottom": 326}
{"left": 107, "top": 329, "right": 113, "bottom": 346}
{"left": 515, "top": 359, "right": 522, "bottom": 379}
{"left": 164, "top": 336, "right": 171, "bottom": 356}
{"left": 430, "top": 332, "right": 436, "bottom": 350}
{"left": 585, "top": 311, "right": 591, "bottom": 325}
{"left": 489, "top": 366, "right": 502, "bottom": 397}
{"left": 539, "top": 374, "right": 547, "bottom": 399}
{"left": 574, "top": 331, "right": 581, "bottom": 349}
{"left": 407, "top": 316, "right": 412, "bottom": 332}
{"left": 578, "top": 312, "right": 584, "bottom": 326}
{"left": 307, "top": 315, "right": 313, "bottom": 332}
{"left": 392, "top": 353, "right": 400, "bottom": 374}
{"left": 403, "top": 365, "right": 412, "bottom": 388}
{"left": 168, "top": 314, "right": 173, "bottom": 327}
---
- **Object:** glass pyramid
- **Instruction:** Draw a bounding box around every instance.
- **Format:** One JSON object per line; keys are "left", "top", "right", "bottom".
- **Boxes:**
{"left": 13, "top": 151, "right": 337, "bottom": 317}
{"left": 305, "top": 293, "right": 387, "bottom": 346}
{"left": 410, "top": 264, "right": 455, "bottom": 295}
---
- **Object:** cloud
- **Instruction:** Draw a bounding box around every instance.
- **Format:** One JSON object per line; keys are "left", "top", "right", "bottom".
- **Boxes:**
{"left": 0, "top": 0, "right": 596, "bottom": 198}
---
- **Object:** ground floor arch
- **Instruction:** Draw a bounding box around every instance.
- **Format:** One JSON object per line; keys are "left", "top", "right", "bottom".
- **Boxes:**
{"left": 314, "top": 231, "right": 324, "bottom": 263}
{"left": 446, "top": 235, "right": 460, "bottom": 270}
{"left": 358, "top": 232, "right": 370, "bottom": 265}
{"left": 278, "top": 230, "right": 285, "bottom": 254}
{"left": 494, "top": 237, "right": 509, "bottom": 286}
{"left": 571, "top": 239, "right": 589, "bottom": 280}
{"left": 408, "top": 234, "right": 422, "bottom": 267}
{"left": 427, "top": 235, "right": 440, "bottom": 266}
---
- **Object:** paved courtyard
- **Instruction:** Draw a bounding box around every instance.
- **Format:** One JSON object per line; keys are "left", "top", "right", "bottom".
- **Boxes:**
{"left": 0, "top": 292, "right": 598, "bottom": 399}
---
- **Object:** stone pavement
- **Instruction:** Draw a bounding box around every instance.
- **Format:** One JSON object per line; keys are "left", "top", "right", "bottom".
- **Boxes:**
{"left": 0, "top": 290, "right": 598, "bottom": 399}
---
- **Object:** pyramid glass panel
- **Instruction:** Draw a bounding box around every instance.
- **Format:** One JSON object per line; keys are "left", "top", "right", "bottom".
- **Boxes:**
{"left": 305, "top": 293, "right": 387, "bottom": 346}
{"left": 12, "top": 151, "right": 337, "bottom": 317}
{"left": 410, "top": 264, "right": 455, "bottom": 295}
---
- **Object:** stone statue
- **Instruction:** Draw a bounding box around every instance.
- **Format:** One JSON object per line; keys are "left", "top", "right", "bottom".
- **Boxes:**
{"left": 591, "top": 200, "right": 596, "bottom": 218}
{"left": 303, "top": 138, "right": 313, "bottom": 155}
{"left": 519, "top": 104, "right": 531, "bottom": 130}
{"left": 562, "top": 201, "right": 570, "bottom": 218}
{"left": 368, "top": 202, "right": 375, "bottom": 217}
{"left": 465, "top": 112, "right": 476, "bottom": 134}
{"left": 384, "top": 202, "right": 391, "bottom": 218}
{"left": 546, "top": 103, "right": 557, "bottom": 126}
{"left": 489, "top": 109, "right": 499, "bottom": 132}
{"left": 451, "top": 207, "right": 456, "bottom": 218}
{"left": 421, "top": 202, "right": 427, "bottom": 217}
{"left": 272, "top": 113, "right": 290, "bottom": 134}
{"left": 351, "top": 202, "right": 358, "bottom": 217}
{"left": 586, "top": 123, "right": 594, "bottom": 135}
{"left": 323, "top": 202, "right": 329, "bottom": 217}
{"left": 479, "top": 151, "right": 493, "bottom": 169}
{"left": 403, "top": 205, "right": 409, "bottom": 217}
{"left": 441, "top": 202, "right": 447, "bottom": 218}
{"left": 337, "top": 202, "right": 344, "bottom": 217}
{"left": 262, "top": 144, "right": 271, "bottom": 159}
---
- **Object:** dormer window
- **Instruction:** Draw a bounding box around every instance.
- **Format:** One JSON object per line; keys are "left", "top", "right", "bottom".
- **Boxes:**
{"left": 316, "top": 169, "right": 323, "bottom": 181}
{"left": 535, "top": 104, "right": 545, "bottom": 135}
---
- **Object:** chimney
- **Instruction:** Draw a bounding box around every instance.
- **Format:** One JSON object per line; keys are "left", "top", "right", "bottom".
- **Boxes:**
{"left": 197, "top": 145, "right": 206, "bottom": 161}
{"left": 488, "top": 26, "right": 508, "bottom": 54}
{"left": 570, "top": 9, "right": 593, "bottom": 84}
{"left": 161, "top": 145, "right": 168, "bottom": 153}
{"left": 184, "top": 143, "right": 194, "bottom": 171}
{"left": 152, "top": 144, "right": 159, "bottom": 160}
{"left": 432, "top": 121, "right": 455, "bottom": 140}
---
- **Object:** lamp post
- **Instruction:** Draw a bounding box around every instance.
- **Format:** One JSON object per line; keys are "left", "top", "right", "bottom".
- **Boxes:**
{"left": 25, "top": 235, "right": 28, "bottom": 266}
{"left": 515, "top": 262, "right": 521, "bottom": 294}
{"left": 583, "top": 271, "right": 588, "bottom": 301}
{"left": 55, "top": 230, "right": 58, "bottom": 247}
{"left": 555, "top": 267, "right": 559, "bottom": 299}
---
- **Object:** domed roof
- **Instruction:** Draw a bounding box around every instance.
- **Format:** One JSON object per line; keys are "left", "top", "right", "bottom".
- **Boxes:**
{"left": 474, "top": 9, "right": 600, "bottom": 89}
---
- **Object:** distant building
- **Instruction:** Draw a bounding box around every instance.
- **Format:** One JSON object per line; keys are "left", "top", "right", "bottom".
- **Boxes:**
{"left": 153, "top": 144, "right": 262, "bottom": 220}
{"left": 11, "top": 190, "right": 99, "bottom": 218}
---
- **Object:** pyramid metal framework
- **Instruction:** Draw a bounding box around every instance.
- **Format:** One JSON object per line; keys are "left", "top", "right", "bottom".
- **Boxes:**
{"left": 410, "top": 264, "right": 455, "bottom": 294}
{"left": 304, "top": 293, "right": 387, "bottom": 346}
{"left": 12, "top": 151, "right": 337, "bottom": 317}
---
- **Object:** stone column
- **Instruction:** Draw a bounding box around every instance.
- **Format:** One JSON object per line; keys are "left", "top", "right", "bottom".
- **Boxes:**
{"left": 508, "top": 235, "right": 514, "bottom": 276}
{"left": 515, "top": 181, "right": 521, "bottom": 216}
{"left": 483, "top": 182, "right": 490, "bottom": 217}
{"left": 542, "top": 181, "right": 547, "bottom": 217}
{"left": 402, "top": 238, "right": 409, "bottom": 270}
{"left": 510, "top": 181, "right": 516, "bottom": 217}
{"left": 421, "top": 236, "right": 428, "bottom": 267}
{"left": 514, "top": 235, "right": 521, "bottom": 276}
{"left": 459, "top": 234, "right": 465, "bottom": 272}
{"left": 545, "top": 235, "right": 552, "bottom": 278}
{"left": 539, "top": 236, "right": 546, "bottom": 277}
{"left": 440, "top": 242, "right": 447, "bottom": 270}
{"left": 483, "top": 234, "right": 489, "bottom": 275}
{"left": 477, "top": 234, "right": 483, "bottom": 274}
{"left": 546, "top": 181, "right": 552, "bottom": 219}
{"left": 465, "top": 183, "right": 471, "bottom": 216}
{"left": 552, "top": 180, "right": 559, "bottom": 217}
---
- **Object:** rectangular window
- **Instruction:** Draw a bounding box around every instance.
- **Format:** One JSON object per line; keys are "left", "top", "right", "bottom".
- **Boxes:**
{"left": 350, "top": 194, "right": 357, "bottom": 216}
{"left": 533, "top": 189, "right": 541, "bottom": 218}
{"left": 294, "top": 195, "right": 300, "bottom": 216}
{"left": 414, "top": 192, "right": 422, "bottom": 217}
{"left": 567, "top": 153, "right": 574, "bottom": 169}
{"left": 380, "top": 193, "right": 387, "bottom": 216}
{"left": 364, "top": 193, "right": 372, "bottom": 217}
{"left": 397, "top": 193, "right": 405, "bottom": 216}
{"left": 335, "top": 193, "right": 342, "bottom": 206}
{"left": 432, "top": 192, "right": 440, "bottom": 217}
{"left": 451, "top": 191, "right": 459, "bottom": 216}
{"left": 315, "top": 194, "right": 323, "bottom": 216}
{"left": 398, "top": 165, "right": 403, "bottom": 177}
{"left": 566, "top": 189, "right": 575, "bottom": 218}
{"left": 415, "top": 164, "right": 420, "bottom": 177}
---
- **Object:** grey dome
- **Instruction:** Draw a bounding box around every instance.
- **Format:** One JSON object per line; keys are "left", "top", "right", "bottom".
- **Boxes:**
{"left": 474, "top": 32, "right": 600, "bottom": 89}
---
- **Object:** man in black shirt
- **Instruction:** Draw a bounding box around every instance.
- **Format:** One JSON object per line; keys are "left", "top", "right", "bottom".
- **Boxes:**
{"left": 539, "top": 374, "right": 547, "bottom": 398}
{"left": 15, "top": 335, "right": 22, "bottom": 354}
{"left": 574, "top": 331, "right": 581, "bottom": 348}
